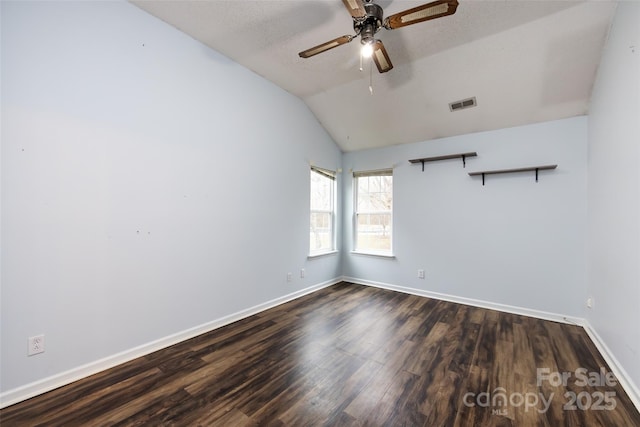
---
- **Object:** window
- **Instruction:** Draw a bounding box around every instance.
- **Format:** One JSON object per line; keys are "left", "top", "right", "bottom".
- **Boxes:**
{"left": 310, "top": 166, "right": 336, "bottom": 255}
{"left": 354, "top": 169, "right": 393, "bottom": 255}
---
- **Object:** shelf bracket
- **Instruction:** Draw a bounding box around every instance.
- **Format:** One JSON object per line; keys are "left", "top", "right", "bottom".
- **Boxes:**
{"left": 462, "top": 154, "right": 466, "bottom": 168}
{"left": 482, "top": 173, "right": 485, "bottom": 186}
{"left": 535, "top": 168, "right": 539, "bottom": 182}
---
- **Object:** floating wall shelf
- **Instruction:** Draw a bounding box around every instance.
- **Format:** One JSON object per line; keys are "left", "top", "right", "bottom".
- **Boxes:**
{"left": 468, "top": 165, "right": 557, "bottom": 185}
{"left": 409, "top": 152, "right": 478, "bottom": 171}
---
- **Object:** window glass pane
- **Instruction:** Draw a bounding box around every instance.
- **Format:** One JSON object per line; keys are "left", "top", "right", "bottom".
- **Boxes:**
{"left": 357, "top": 176, "right": 369, "bottom": 207}
{"left": 310, "top": 168, "right": 335, "bottom": 254}
{"left": 356, "top": 213, "right": 392, "bottom": 251}
{"left": 369, "top": 175, "right": 381, "bottom": 193}
{"left": 310, "top": 170, "right": 332, "bottom": 210}
{"left": 354, "top": 172, "right": 392, "bottom": 253}
{"left": 310, "top": 212, "right": 332, "bottom": 252}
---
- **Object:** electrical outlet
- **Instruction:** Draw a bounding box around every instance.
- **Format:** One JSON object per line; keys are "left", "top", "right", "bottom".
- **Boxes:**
{"left": 418, "top": 269, "right": 425, "bottom": 279}
{"left": 300, "top": 268, "right": 305, "bottom": 279}
{"left": 287, "top": 272, "right": 293, "bottom": 282}
{"left": 28, "top": 335, "right": 45, "bottom": 356}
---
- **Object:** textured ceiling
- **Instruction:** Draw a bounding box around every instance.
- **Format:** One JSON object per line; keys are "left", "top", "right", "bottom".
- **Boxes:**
{"left": 132, "top": 0, "right": 617, "bottom": 152}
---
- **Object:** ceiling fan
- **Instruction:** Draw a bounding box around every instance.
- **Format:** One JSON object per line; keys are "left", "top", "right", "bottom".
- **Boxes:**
{"left": 298, "top": 0, "right": 459, "bottom": 73}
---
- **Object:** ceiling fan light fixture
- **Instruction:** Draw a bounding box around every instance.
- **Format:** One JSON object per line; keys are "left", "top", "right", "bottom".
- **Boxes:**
{"left": 361, "top": 41, "right": 374, "bottom": 58}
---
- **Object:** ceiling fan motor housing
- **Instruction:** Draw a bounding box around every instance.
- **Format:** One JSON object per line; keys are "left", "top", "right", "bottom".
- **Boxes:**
{"left": 355, "top": 2, "right": 384, "bottom": 44}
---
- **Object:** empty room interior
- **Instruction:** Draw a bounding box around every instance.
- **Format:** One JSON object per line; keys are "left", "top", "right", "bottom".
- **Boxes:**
{"left": 1, "top": 0, "right": 639, "bottom": 425}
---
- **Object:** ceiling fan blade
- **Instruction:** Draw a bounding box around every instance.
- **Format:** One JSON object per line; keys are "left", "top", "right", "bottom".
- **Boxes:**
{"left": 342, "top": 0, "right": 366, "bottom": 19}
{"left": 372, "top": 40, "right": 393, "bottom": 73}
{"left": 298, "top": 35, "right": 354, "bottom": 58}
{"left": 384, "top": 0, "right": 458, "bottom": 30}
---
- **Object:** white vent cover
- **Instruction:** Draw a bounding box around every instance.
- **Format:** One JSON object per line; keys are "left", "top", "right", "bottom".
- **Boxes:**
{"left": 449, "top": 97, "right": 477, "bottom": 112}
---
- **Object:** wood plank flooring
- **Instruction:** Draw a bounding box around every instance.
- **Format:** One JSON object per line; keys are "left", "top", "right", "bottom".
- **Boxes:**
{"left": 2, "top": 282, "right": 639, "bottom": 426}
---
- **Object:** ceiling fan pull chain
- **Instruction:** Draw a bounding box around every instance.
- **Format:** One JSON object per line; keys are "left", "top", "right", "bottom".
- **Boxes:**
{"left": 369, "top": 60, "right": 374, "bottom": 95}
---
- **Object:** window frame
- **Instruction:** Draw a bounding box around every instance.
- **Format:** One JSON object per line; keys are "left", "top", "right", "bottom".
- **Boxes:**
{"left": 353, "top": 169, "right": 394, "bottom": 257}
{"left": 309, "top": 166, "right": 337, "bottom": 256}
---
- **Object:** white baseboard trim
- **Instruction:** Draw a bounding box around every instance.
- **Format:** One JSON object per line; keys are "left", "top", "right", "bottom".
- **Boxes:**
{"left": 341, "top": 276, "right": 640, "bottom": 412}
{"left": 342, "top": 276, "right": 585, "bottom": 325}
{"left": 0, "top": 277, "right": 342, "bottom": 409}
{"left": 582, "top": 321, "right": 640, "bottom": 411}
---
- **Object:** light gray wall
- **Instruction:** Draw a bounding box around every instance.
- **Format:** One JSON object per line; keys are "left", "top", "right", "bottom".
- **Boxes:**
{"left": 342, "top": 117, "right": 588, "bottom": 317}
{"left": 1, "top": 1, "right": 341, "bottom": 393}
{"left": 587, "top": 2, "right": 640, "bottom": 396}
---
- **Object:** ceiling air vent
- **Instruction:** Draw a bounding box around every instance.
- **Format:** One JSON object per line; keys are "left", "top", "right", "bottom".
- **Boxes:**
{"left": 449, "top": 97, "right": 477, "bottom": 112}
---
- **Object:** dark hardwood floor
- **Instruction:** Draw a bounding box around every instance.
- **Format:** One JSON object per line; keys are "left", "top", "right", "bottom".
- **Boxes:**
{"left": 2, "top": 282, "right": 639, "bottom": 426}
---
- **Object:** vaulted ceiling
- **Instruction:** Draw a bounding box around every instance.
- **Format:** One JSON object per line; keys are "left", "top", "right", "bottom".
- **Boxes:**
{"left": 132, "top": 0, "right": 616, "bottom": 152}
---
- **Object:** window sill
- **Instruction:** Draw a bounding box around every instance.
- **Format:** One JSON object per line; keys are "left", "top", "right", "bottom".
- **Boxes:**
{"left": 350, "top": 251, "right": 396, "bottom": 259}
{"left": 308, "top": 250, "right": 339, "bottom": 259}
